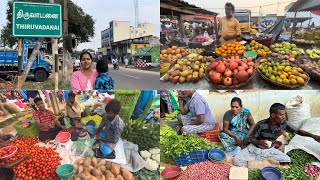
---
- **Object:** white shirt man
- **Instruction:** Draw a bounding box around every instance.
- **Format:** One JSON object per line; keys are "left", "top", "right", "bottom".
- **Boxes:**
{"left": 184, "top": 21, "right": 190, "bottom": 30}
{"left": 112, "top": 59, "right": 118, "bottom": 64}
{"left": 124, "top": 58, "right": 129, "bottom": 66}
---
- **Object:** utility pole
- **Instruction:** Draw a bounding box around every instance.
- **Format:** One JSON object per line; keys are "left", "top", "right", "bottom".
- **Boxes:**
{"left": 62, "top": 0, "right": 68, "bottom": 83}
{"left": 49, "top": 0, "right": 57, "bottom": 88}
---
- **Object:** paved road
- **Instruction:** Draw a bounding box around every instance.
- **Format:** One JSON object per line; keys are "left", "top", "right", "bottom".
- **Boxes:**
{"left": 106, "top": 64, "right": 160, "bottom": 89}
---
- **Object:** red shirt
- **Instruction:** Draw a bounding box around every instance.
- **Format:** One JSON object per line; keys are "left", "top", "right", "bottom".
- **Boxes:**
{"left": 33, "top": 110, "right": 55, "bottom": 131}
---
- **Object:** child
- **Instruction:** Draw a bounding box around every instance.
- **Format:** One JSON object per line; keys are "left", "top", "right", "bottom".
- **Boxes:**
{"left": 95, "top": 59, "right": 114, "bottom": 90}
{"left": 93, "top": 99, "right": 124, "bottom": 154}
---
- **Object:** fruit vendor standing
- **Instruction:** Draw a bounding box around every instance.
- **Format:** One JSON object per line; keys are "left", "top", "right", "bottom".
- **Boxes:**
{"left": 177, "top": 90, "right": 215, "bottom": 134}
{"left": 218, "top": 2, "right": 241, "bottom": 45}
{"left": 233, "top": 103, "right": 320, "bottom": 167}
{"left": 33, "top": 97, "right": 66, "bottom": 141}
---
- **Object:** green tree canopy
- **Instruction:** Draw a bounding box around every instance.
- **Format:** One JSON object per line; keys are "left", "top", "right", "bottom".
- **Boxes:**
{"left": 1, "top": 0, "right": 95, "bottom": 48}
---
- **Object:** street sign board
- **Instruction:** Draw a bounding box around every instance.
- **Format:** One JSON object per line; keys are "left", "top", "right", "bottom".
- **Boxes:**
{"left": 12, "top": 2, "right": 62, "bottom": 38}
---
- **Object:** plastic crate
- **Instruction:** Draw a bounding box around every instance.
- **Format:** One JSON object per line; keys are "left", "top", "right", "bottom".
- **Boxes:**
{"left": 13, "top": 121, "right": 39, "bottom": 136}
{"left": 198, "top": 123, "right": 221, "bottom": 142}
{"left": 115, "top": 90, "right": 141, "bottom": 121}
{"left": 173, "top": 149, "right": 208, "bottom": 166}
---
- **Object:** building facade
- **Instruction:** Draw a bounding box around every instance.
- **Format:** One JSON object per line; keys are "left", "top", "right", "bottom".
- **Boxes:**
{"left": 101, "top": 21, "right": 154, "bottom": 48}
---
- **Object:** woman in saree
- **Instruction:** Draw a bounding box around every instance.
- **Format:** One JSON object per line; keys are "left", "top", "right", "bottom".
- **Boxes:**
{"left": 219, "top": 97, "right": 255, "bottom": 152}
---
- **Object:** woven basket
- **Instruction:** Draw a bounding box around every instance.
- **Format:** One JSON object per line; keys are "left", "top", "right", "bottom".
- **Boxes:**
{"left": 204, "top": 57, "right": 255, "bottom": 89}
{"left": 255, "top": 57, "right": 310, "bottom": 89}
{"left": 254, "top": 38, "right": 274, "bottom": 48}
{"left": 296, "top": 55, "right": 320, "bottom": 82}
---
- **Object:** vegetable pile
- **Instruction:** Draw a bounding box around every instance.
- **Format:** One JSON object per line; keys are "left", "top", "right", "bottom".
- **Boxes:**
{"left": 71, "top": 157, "right": 135, "bottom": 180}
{"left": 304, "top": 164, "right": 320, "bottom": 178}
{"left": 0, "top": 146, "right": 16, "bottom": 158}
{"left": 122, "top": 119, "right": 160, "bottom": 151}
{"left": 177, "top": 161, "right": 231, "bottom": 180}
{"left": 0, "top": 136, "right": 38, "bottom": 167}
{"left": 140, "top": 148, "right": 160, "bottom": 171}
{"left": 13, "top": 146, "right": 61, "bottom": 180}
{"left": 249, "top": 149, "right": 317, "bottom": 180}
{"left": 162, "top": 132, "right": 222, "bottom": 158}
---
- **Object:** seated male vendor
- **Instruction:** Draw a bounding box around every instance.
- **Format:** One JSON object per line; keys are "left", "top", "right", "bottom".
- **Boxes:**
{"left": 233, "top": 103, "right": 320, "bottom": 167}
{"left": 92, "top": 99, "right": 124, "bottom": 155}
{"left": 65, "top": 91, "right": 82, "bottom": 126}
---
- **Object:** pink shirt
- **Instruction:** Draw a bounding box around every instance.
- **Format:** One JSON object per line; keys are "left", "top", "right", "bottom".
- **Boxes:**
{"left": 71, "top": 69, "right": 98, "bottom": 90}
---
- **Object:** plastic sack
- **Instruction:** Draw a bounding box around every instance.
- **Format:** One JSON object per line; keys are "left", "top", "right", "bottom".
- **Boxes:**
{"left": 285, "top": 95, "right": 311, "bottom": 129}
{"left": 285, "top": 117, "right": 320, "bottom": 161}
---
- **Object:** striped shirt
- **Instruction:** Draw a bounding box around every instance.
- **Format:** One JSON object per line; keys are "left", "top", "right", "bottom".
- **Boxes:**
{"left": 251, "top": 118, "right": 296, "bottom": 146}
{"left": 99, "top": 115, "right": 124, "bottom": 143}
{"left": 33, "top": 110, "right": 56, "bottom": 131}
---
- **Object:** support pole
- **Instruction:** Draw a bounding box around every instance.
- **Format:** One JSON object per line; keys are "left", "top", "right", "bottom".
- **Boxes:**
{"left": 53, "top": 39, "right": 59, "bottom": 90}
{"left": 17, "top": 38, "right": 22, "bottom": 90}
{"left": 214, "top": 16, "right": 219, "bottom": 46}
{"left": 62, "top": 0, "right": 68, "bottom": 83}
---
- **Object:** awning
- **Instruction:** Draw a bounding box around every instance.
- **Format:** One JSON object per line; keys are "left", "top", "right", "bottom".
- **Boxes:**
{"left": 161, "top": 0, "right": 218, "bottom": 16}
{"left": 287, "top": 0, "right": 320, "bottom": 12}
{"left": 286, "top": 17, "right": 313, "bottom": 23}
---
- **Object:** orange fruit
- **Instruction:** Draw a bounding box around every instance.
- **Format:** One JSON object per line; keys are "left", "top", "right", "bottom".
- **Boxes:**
{"left": 230, "top": 47, "right": 235, "bottom": 51}
{"left": 222, "top": 45, "right": 227, "bottom": 50}
{"left": 231, "top": 44, "right": 236, "bottom": 47}
{"left": 221, "top": 49, "right": 225, "bottom": 53}
{"left": 235, "top": 47, "right": 239, "bottom": 51}
{"left": 232, "top": 50, "right": 236, "bottom": 54}
{"left": 227, "top": 50, "right": 231, "bottom": 54}
{"left": 216, "top": 51, "right": 221, "bottom": 55}
{"left": 227, "top": 43, "right": 231, "bottom": 47}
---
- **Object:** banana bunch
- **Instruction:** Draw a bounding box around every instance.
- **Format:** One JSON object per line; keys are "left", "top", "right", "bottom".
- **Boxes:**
{"left": 165, "top": 110, "right": 180, "bottom": 120}
{"left": 250, "top": 29, "right": 257, "bottom": 35}
{"left": 306, "top": 48, "right": 320, "bottom": 59}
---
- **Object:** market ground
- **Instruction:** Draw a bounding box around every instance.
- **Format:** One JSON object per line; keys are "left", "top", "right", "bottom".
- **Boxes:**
{"left": 160, "top": 73, "right": 320, "bottom": 90}
{"left": 97, "top": 63, "right": 160, "bottom": 90}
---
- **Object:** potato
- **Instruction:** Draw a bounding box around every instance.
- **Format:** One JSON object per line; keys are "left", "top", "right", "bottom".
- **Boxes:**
{"left": 84, "top": 158, "right": 92, "bottom": 167}
{"left": 106, "top": 171, "right": 115, "bottom": 179}
{"left": 98, "top": 159, "right": 106, "bottom": 166}
{"left": 88, "top": 165, "right": 95, "bottom": 173}
{"left": 84, "top": 171, "right": 91, "bottom": 176}
{"left": 116, "top": 175, "right": 125, "bottom": 180}
{"left": 110, "top": 163, "right": 120, "bottom": 175}
{"left": 78, "top": 158, "right": 84, "bottom": 164}
{"left": 74, "top": 178, "right": 81, "bottom": 180}
{"left": 92, "top": 157, "right": 98, "bottom": 166}
{"left": 73, "top": 164, "right": 79, "bottom": 173}
{"left": 101, "top": 175, "right": 106, "bottom": 180}
{"left": 105, "top": 169, "right": 111, "bottom": 175}
{"left": 99, "top": 165, "right": 107, "bottom": 173}
{"left": 78, "top": 165, "right": 84, "bottom": 174}
{"left": 121, "top": 168, "right": 133, "bottom": 180}
{"left": 89, "top": 176, "right": 98, "bottom": 180}
{"left": 106, "top": 161, "right": 112, "bottom": 170}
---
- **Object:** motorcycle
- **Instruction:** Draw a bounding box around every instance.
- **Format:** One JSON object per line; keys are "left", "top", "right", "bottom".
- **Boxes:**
{"left": 113, "top": 62, "right": 119, "bottom": 70}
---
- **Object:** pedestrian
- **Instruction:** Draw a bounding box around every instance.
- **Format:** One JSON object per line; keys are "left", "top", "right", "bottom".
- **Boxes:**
{"left": 218, "top": 2, "right": 241, "bottom": 45}
{"left": 95, "top": 59, "right": 114, "bottom": 90}
{"left": 124, "top": 58, "right": 129, "bottom": 68}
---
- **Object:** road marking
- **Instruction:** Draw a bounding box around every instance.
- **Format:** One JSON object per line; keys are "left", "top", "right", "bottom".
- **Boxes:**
{"left": 122, "top": 74, "right": 141, "bottom": 79}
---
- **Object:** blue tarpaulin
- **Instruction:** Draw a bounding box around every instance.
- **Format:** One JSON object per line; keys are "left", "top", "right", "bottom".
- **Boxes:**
{"left": 131, "top": 90, "right": 157, "bottom": 120}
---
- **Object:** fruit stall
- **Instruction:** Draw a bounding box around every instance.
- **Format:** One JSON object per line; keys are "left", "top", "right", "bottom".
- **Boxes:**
{"left": 160, "top": 90, "right": 320, "bottom": 180}
{"left": 160, "top": 39, "right": 320, "bottom": 90}
{"left": 0, "top": 90, "right": 160, "bottom": 180}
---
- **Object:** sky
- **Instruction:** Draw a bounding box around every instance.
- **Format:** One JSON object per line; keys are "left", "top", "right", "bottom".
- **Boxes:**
{"left": 0, "top": 0, "right": 160, "bottom": 51}
{"left": 184, "top": 0, "right": 319, "bottom": 26}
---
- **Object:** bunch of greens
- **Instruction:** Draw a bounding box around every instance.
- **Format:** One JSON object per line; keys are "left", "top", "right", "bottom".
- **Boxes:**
{"left": 162, "top": 133, "right": 222, "bottom": 158}
{"left": 122, "top": 119, "right": 160, "bottom": 151}
{"left": 248, "top": 149, "right": 316, "bottom": 180}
